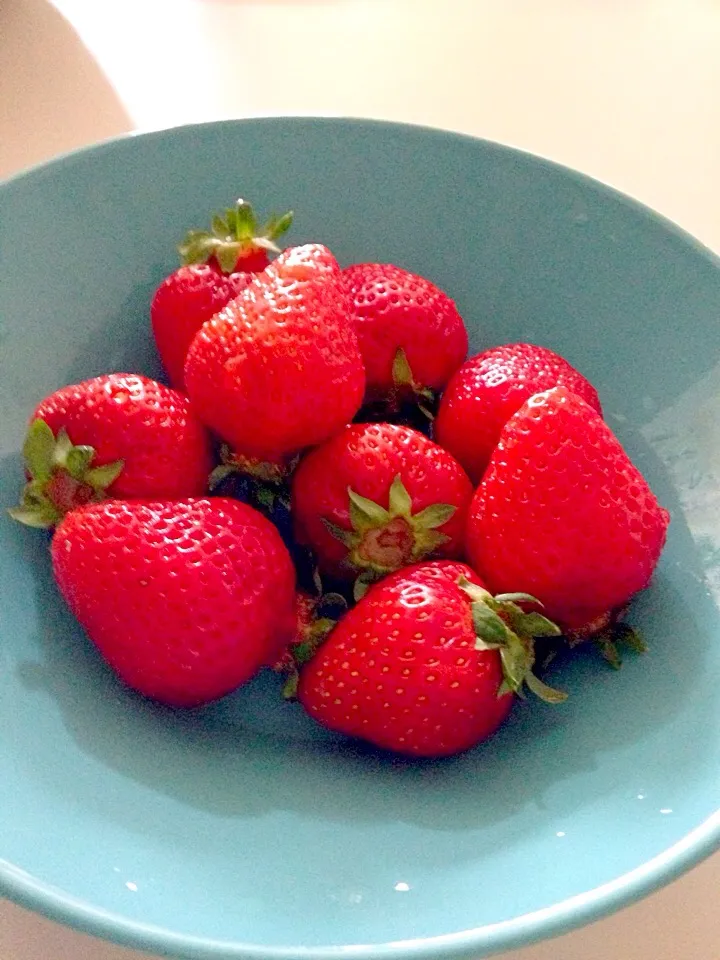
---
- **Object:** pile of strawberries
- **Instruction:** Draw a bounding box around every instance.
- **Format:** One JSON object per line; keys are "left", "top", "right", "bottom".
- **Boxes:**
{"left": 11, "top": 198, "right": 670, "bottom": 758}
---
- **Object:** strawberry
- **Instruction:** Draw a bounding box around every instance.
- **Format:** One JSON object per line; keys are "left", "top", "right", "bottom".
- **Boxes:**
{"left": 10, "top": 374, "right": 212, "bottom": 528}
{"left": 185, "top": 244, "right": 365, "bottom": 460}
{"left": 342, "top": 263, "right": 468, "bottom": 405}
{"left": 297, "top": 560, "right": 562, "bottom": 757}
{"left": 51, "top": 497, "right": 296, "bottom": 707}
{"left": 466, "top": 386, "right": 670, "bottom": 632}
{"left": 151, "top": 199, "right": 292, "bottom": 389}
{"left": 151, "top": 264, "right": 252, "bottom": 389}
{"left": 291, "top": 422, "right": 473, "bottom": 587}
{"left": 435, "top": 343, "right": 603, "bottom": 484}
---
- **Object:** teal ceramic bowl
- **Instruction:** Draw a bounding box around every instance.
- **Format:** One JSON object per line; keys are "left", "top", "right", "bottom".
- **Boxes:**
{"left": 1, "top": 118, "right": 720, "bottom": 960}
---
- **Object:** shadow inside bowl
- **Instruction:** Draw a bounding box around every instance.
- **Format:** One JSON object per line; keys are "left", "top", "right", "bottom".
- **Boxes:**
{"left": 2, "top": 415, "right": 716, "bottom": 870}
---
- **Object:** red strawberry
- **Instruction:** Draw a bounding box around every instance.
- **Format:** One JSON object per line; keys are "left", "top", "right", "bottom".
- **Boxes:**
{"left": 342, "top": 263, "right": 468, "bottom": 404}
{"left": 185, "top": 244, "right": 365, "bottom": 460}
{"left": 466, "top": 386, "right": 670, "bottom": 632}
{"left": 435, "top": 343, "right": 603, "bottom": 484}
{"left": 151, "top": 264, "right": 252, "bottom": 389}
{"left": 291, "top": 422, "right": 473, "bottom": 585}
{"left": 51, "top": 497, "right": 296, "bottom": 707}
{"left": 297, "top": 560, "right": 562, "bottom": 757}
{"left": 151, "top": 199, "right": 292, "bottom": 389}
{"left": 10, "top": 374, "right": 213, "bottom": 528}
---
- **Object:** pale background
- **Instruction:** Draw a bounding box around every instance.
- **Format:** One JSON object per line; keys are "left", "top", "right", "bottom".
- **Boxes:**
{"left": 1, "top": 1, "right": 719, "bottom": 958}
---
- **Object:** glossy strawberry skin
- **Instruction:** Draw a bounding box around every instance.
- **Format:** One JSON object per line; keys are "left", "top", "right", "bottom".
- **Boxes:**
{"left": 291, "top": 423, "right": 474, "bottom": 579}
{"left": 185, "top": 244, "right": 365, "bottom": 460}
{"left": 435, "top": 343, "right": 603, "bottom": 484}
{"left": 466, "top": 386, "right": 670, "bottom": 631}
{"left": 297, "top": 561, "right": 513, "bottom": 757}
{"left": 51, "top": 498, "right": 296, "bottom": 707}
{"left": 151, "top": 263, "right": 253, "bottom": 389}
{"left": 33, "top": 373, "right": 213, "bottom": 500}
{"left": 342, "top": 263, "right": 468, "bottom": 397}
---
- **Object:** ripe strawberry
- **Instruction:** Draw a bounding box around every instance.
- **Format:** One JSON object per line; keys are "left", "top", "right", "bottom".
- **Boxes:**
{"left": 10, "top": 374, "right": 212, "bottom": 528}
{"left": 435, "top": 343, "right": 603, "bottom": 484}
{"left": 291, "top": 422, "right": 473, "bottom": 585}
{"left": 51, "top": 497, "right": 296, "bottom": 707}
{"left": 185, "top": 244, "right": 365, "bottom": 460}
{"left": 297, "top": 560, "right": 562, "bottom": 757}
{"left": 151, "top": 199, "right": 292, "bottom": 389}
{"left": 151, "top": 264, "right": 252, "bottom": 389}
{"left": 466, "top": 386, "right": 670, "bottom": 632}
{"left": 342, "top": 263, "right": 468, "bottom": 404}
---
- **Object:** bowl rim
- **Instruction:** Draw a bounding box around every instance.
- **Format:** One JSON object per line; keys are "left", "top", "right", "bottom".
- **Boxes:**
{"left": 2, "top": 115, "right": 720, "bottom": 960}
{"left": 4, "top": 810, "right": 720, "bottom": 959}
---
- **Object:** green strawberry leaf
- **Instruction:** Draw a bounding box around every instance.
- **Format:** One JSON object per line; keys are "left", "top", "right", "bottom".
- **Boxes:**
{"left": 212, "top": 214, "right": 229, "bottom": 238}
{"left": 215, "top": 245, "right": 240, "bottom": 273}
{"left": 22, "top": 419, "right": 55, "bottom": 482}
{"left": 499, "top": 644, "right": 528, "bottom": 696}
{"left": 178, "top": 232, "right": 217, "bottom": 265}
{"left": 52, "top": 428, "right": 73, "bottom": 466}
{"left": 323, "top": 519, "right": 355, "bottom": 548}
{"left": 353, "top": 570, "right": 376, "bottom": 602}
{"left": 282, "top": 671, "right": 300, "bottom": 700}
{"left": 517, "top": 612, "right": 562, "bottom": 638}
{"left": 233, "top": 199, "right": 257, "bottom": 239}
{"left": 472, "top": 602, "right": 509, "bottom": 647}
{"left": 266, "top": 210, "right": 294, "bottom": 239}
{"left": 413, "top": 502, "right": 456, "bottom": 529}
{"left": 84, "top": 460, "right": 124, "bottom": 489}
{"left": 252, "top": 237, "right": 282, "bottom": 254}
{"left": 8, "top": 501, "right": 60, "bottom": 528}
{"left": 65, "top": 445, "right": 95, "bottom": 480}
{"left": 597, "top": 639, "right": 623, "bottom": 670}
{"left": 348, "top": 487, "right": 391, "bottom": 530}
{"left": 388, "top": 474, "right": 412, "bottom": 516}
{"left": 457, "top": 576, "right": 493, "bottom": 606}
{"left": 616, "top": 622, "right": 648, "bottom": 654}
{"left": 208, "top": 463, "right": 236, "bottom": 491}
{"left": 392, "top": 347, "right": 415, "bottom": 388}
{"left": 494, "top": 592, "right": 543, "bottom": 606}
{"left": 525, "top": 671, "right": 568, "bottom": 704}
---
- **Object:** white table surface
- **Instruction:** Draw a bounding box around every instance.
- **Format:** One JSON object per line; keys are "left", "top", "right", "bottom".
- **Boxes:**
{"left": 2, "top": 1, "right": 720, "bottom": 958}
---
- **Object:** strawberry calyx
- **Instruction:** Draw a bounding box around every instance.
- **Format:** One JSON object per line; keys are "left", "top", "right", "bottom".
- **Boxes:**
{"left": 9, "top": 419, "right": 123, "bottom": 529}
{"left": 210, "top": 444, "right": 292, "bottom": 487}
{"left": 356, "top": 350, "right": 438, "bottom": 428}
{"left": 324, "top": 475, "right": 457, "bottom": 597}
{"left": 565, "top": 612, "right": 648, "bottom": 670}
{"left": 392, "top": 348, "right": 434, "bottom": 402}
{"left": 276, "top": 591, "right": 347, "bottom": 699}
{"left": 209, "top": 445, "right": 296, "bottom": 512}
{"left": 458, "top": 577, "right": 567, "bottom": 704}
{"left": 178, "top": 199, "right": 294, "bottom": 274}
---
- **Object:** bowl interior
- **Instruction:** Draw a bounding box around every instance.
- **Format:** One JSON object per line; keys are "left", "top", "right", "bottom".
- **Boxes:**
{"left": 1, "top": 118, "right": 720, "bottom": 960}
